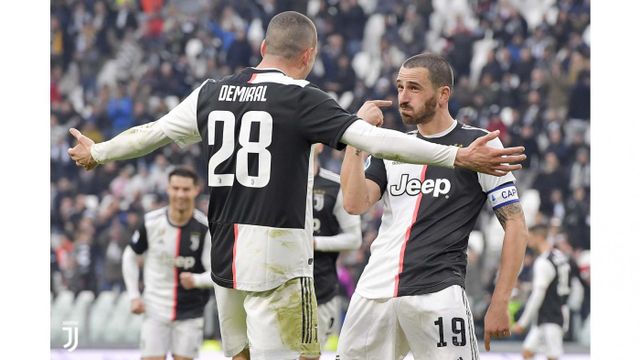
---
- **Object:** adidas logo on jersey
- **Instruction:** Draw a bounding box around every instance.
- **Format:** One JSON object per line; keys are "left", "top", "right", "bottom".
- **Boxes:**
{"left": 389, "top": 174, "right": 451, "bottom": 197}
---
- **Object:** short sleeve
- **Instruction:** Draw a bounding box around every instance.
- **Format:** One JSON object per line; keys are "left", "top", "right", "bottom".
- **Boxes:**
{"left": 129, "top": 222, "right": 148, "bottom": 255}
{"left": 158, "top": 81, "right": 208, "bottom": 147}
{"left": 477, "top": 137, "right": 517, "bottom": 193}
{"left": 365, "top": 155, "right": 387, "bottom": 197}
{"left": 297, "top": 85, "right": 359, "bottom": 150}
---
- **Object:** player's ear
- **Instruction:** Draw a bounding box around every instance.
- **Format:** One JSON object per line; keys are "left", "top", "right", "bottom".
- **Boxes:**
{"left": 439, "top": 86, "right": 451, "bottom": 105}
{"left": 260, "top": 40, "right": 267, "bottom": 57}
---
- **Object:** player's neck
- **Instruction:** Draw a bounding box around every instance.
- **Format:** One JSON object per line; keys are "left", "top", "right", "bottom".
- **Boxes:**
{"left": 256, "top": 57, "right": 303, "bottom": 79}
{"left": 168, "top": 207, "right": 193, "bottom": 227}
{"left": 416, "top": 112, "right": 455, "bottom": 137}
{"left": 539, "top": 242, "right": 553, "bottom": 254}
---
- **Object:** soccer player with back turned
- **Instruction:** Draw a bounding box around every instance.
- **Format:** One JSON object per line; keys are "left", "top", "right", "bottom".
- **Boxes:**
{"left": 69, "top": 11, "right": 526, "bottom": 360}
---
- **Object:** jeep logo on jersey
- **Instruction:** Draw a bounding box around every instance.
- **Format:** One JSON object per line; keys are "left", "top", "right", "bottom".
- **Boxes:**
{"left": 389, "top": 174, "right": 451, "bottom": 197}
{"left": 174, "top": 256, "right": 196, "bottom": 269}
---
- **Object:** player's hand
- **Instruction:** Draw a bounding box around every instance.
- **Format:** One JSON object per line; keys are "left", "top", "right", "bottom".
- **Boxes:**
{"left": 511, "top": 324, "right": 525, "bottom": 335}
{"left": 483, "top": 302, "right": 511, "bottom": 351}
{"left": 68, "top": 128, "right": 98, "bottom": 171}
{"left": 131, "top": 298, "right": 145, "bottom": 314}
{"left": 180, "top": 272, "right": 197, "bottom": 289}
{"left": 455, "top": 130, "right": 526, "bottom": 177}
{"left": 356, "top": 100, "right": 392, "bottom": 127}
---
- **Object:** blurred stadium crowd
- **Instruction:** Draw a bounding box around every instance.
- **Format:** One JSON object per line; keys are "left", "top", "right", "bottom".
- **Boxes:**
{"left": 50, "top": 0, "right": 590, "bottom": 346}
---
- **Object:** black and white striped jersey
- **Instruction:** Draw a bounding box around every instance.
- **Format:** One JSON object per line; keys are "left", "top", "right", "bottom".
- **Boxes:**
{"left": 357, "top": 120, "right": 518, "bottom": 299}
{"left": 129, "top": 207, "right": 211, "bottom": 321}
{"left": 156, "top": 67, "right": 358, "bottom": 291}
{"left": 312, "top": 168, "right": 360, "bottom": 305}
{"left": 536, "top": 249, "right": 571, "bottom": 326}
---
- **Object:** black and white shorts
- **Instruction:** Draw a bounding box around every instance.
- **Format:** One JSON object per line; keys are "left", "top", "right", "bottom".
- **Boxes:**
{"left": 337, "top": 285, "right": 479, "bottom": 360}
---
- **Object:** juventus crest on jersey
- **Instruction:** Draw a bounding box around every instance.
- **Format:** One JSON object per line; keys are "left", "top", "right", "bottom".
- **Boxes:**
{"left": 357, "top": 121, "right": 517, "bottom": 299}
{"left": 158, "top": 67, "right": 359, "bottom": 291}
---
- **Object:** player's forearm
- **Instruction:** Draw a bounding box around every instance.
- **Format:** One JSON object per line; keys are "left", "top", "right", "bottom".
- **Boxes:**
{"left": 491, "top": 218, "right": 528, "bottom": 305}
{"left": 341, "top": 120, "right": 458, "bottom": 168}
{"left": 122, "top": 247, "right": 142, "bottom": 300}
{"left": 315, "top": 224, "right": 362, "bottom": 252}
{"left": 91, "top": 121, "right": 173, "bottom": 163}
{"left": 517, "top": 286, "right": 546, "bottom": 328}
{"left": 192, "top": 272, "right": 215, "bottom": 288}
{"left": 340, "top": 146, "right": 374, "bottom": 214}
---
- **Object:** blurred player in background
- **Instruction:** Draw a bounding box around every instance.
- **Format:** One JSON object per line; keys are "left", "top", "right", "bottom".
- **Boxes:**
{"left": 512, "top": 224, "right": 572, "bottom": 360}
{"left": 311, "top": 144, "right": 362, "bottom": 348}
{"left": 69, "top": 11, "right": 525, "bottom": 360}
{"left": 338, "top": 53, "right": 528, "bottom": 359}
{"left": 122, "top": 168, "right": 213, "bottom": 360}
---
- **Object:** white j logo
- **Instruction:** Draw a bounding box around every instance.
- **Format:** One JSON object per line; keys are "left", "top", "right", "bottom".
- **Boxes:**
{"left": 62, "top": 320, "right": 78, "bottom": 352}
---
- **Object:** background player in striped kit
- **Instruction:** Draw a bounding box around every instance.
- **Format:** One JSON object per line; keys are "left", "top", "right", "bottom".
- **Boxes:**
{"left": 122, "top": 168, "right": 213, "bottom": 360}
{"left": 68, "top": 11, "right": 527, "bottom": 360}
{"left": 311, "top": 144, "right": 362, "bottom": 348}
{"left": 512, "top": 224, "right": 574, "bottom": 360}
{"left": 337, "top": 53, "right": 529, "bottom": 359}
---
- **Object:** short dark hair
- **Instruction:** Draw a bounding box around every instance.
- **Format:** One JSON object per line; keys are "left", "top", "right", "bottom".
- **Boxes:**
{"left": 529, "top": 224, "right": 548, "bottom": 237}
{"left": 265, "top": 11, "right": 317, "bottom": 59}
{"left": 168, "top": 167, "right": 198, "bottom": 185}
{"left": 401, "top": 53, "right": 454, "bottom": 90}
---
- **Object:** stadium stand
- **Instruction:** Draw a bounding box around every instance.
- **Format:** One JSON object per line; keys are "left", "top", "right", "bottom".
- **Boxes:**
{"left": 51, "top": 0, "right": 590, "bottom": 351}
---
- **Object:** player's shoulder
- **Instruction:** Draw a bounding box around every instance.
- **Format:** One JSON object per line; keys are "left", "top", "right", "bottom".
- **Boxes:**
{"left": 144, "top": 207, "right": 167, "bottom": 224}
{"left": 318, "top": 168, "right": 341, "bottom": 184}
{"left": 192, "top": 209, "right": 209, "bottom": 227}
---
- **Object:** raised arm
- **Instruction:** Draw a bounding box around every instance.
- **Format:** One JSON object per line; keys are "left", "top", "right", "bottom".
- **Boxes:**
{"left": 340, "top": 146, "right": 382, "bottom": 215}
{"left": 483, "top": 200, "right": 528, "bottom": 350}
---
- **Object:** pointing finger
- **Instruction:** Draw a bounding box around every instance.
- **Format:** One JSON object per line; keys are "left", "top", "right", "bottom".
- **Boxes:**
{"left": 484, "top": 331, "right": 491, "bottom": 351}
{"left": 369, "top": 100, "right": 393, "bottom": 108}
{"left": 69, "top": 128, "right": 82, "bottom": 140}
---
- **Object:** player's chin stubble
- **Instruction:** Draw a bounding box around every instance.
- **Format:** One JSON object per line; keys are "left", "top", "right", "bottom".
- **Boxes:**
{"left": 400, "top": 96, "right": 438, "bottom": 125}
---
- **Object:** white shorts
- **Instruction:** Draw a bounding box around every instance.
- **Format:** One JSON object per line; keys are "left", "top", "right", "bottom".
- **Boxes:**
{"left": 523, "top": 323, "right": 564, "bottom": 358}
{"left": 214, "top": 277, "right": 320, "bottom": 360}
{"left": 317, "top": 296, "right": 341, "bottom": 347}
{"left": 337, "top": 285, "right": 480, "bottom": 360}
{"left": 140, "top": 315, "right": 204, "bottom": 358}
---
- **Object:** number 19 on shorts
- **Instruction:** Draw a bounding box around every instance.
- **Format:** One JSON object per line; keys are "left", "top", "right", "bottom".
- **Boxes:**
{"left": 207, "top": 110, "right": 273, "bottom": 188}
{"left": 434, "top": 316, "right": 466, "bottom": 347}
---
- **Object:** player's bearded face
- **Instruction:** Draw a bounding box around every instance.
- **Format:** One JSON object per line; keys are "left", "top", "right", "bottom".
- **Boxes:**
{"left": 399, "top": 94, "right": 438, "bottom": 125}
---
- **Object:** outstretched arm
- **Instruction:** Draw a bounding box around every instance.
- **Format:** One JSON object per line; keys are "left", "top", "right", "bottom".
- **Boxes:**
{"left": 340, "top": 120, "right": 525, "bottom": 177}
{"left": 483, "top": 202, "right": 528, "bottom": 350}
{"left": 69, "top": 81, "right": 204, "bottom": 170}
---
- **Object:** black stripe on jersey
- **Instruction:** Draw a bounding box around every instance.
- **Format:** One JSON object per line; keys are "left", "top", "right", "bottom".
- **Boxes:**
{"left": 175, "top": 217, "right": 211, "bottom": 320}
{"left": 462, "top": 292, "right": 479, "bottom": 360}
{"left": 209, "top": 223, "right": 236, "bottom": 288}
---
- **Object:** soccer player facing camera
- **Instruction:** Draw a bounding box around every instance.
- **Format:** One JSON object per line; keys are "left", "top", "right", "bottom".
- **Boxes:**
{"left": 338, "top": 53, "right": 528, "bottom": 359}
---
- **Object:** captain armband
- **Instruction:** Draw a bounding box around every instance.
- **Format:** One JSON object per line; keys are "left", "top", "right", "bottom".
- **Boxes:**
{"left": 487, "top": 182, "right": 520, "bottom": 210}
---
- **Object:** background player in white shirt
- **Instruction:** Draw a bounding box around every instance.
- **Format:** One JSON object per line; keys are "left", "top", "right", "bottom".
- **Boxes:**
{"left": 311, "top": 144, "right": 362, "bottom": 348}
{"left": 68, "top": 11, "right": 526, "bottom": 360}
{"left": 122, "top": 168, "right": 214, "bottom": 360}
{"left": 338, "top": 53, "right": 528, "bottom": 359}
{"left": 512, "top": 225, "right": 572, "bottom": 360}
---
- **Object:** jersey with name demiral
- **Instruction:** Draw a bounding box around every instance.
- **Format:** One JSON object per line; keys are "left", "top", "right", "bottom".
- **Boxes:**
{"left": 155, "top": 68, "right": 359, "bottom": 291}
{"left": 357, "top": 121, "right": 518, "bottom": 299}
{"left": 313, "top": 168, "right": 346, "bottom": 305}
{"left": 129, "top": 207, "right": 211, "bottom": 321}
{"left": 535, "top": 249, "right": 572, "bottom": 326}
